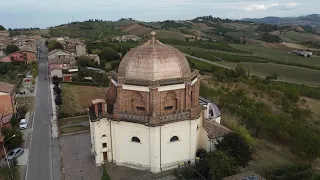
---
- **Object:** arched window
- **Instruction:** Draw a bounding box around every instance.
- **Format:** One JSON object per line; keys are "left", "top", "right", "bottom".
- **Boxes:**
{"left": 170, "top": 136, "right": 179, "bottom": 142}
{"left": 164, "top": 106, "right": 173, "bottom": 111}
{"left": 102, "top": 134, "right": 106, "bottom": 137}
{"left": 131, "top": 136, "right": 141, "bottom": 143}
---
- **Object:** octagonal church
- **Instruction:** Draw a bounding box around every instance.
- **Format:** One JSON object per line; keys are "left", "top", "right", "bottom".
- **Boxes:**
{"left": 89, "top": 32, "right": 230, "bottom": 173}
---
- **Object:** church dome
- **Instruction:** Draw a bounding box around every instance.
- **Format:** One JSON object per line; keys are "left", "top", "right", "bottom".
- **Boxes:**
{"left": 118, "top": 32, "right": 191, "bottom": 81}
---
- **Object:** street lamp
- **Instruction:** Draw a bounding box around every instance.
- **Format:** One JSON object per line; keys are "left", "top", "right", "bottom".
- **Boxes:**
{"left": 3, "top": 135, "right": 16, "bottom": 169}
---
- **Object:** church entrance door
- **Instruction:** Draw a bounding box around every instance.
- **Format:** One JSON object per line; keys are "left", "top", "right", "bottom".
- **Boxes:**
{"left": 103, "top": 152, "right": 108, "bottom": 162}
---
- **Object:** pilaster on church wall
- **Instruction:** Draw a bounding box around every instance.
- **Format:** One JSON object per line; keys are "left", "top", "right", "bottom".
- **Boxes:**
{"left": 149, "top": 126, "right": 161, "bottom": 172}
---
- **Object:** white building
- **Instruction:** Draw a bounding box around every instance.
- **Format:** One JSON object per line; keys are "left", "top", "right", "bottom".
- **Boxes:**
{"left": 89, "top": 32, "right": 230, "bottom": 173}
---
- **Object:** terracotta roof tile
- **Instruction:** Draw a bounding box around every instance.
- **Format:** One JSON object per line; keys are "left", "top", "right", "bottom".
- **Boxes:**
{"left": 203, "top": 120, "right": 231, "bottom": 139}
{"left": 0, "top": 82, "right": 15, "bottom": 93}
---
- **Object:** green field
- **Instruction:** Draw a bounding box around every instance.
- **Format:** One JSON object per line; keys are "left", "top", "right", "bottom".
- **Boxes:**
{"left": 226, "top": 31, "right": 258, "bottom": 39}
{"left": 282, "top": 31, "right": 320, "bottom": 43}
{"left": 177, "top": 45, "right": 270, "bottom": 63}
{"left": 231, "top": 44, "right": 320, "bottom": 68}
{"left": 216, "top": 61, "right": 320, "bottom": 85}
{"left": 155, "top": 30, "right": 186, "bottom": 40}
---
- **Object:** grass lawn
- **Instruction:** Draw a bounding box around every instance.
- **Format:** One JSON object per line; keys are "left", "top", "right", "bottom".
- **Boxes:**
{"left": 216, "top": 61, "right": 320, "bottom": 86}
{"left": 60, "top": 84, "right": 106, "bottom": 117}
{"left": 59, "top": 116, "right": 88, "bottom": 127}
{"left": 242, "top": 139, "right": 298, "bottom": 176}
{"left": 60, "top": 125, "right": 90, "bottom": 135}
{"left": 231, "top": 44, "right": 320, "bottom": 68}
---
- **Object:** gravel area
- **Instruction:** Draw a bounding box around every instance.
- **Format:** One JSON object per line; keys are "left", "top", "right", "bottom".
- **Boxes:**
{"left": 60, "top": 132, "right": 151, "bottom": 180}
{"left": 60, "top": 132, "right": 102, "bottom": 180}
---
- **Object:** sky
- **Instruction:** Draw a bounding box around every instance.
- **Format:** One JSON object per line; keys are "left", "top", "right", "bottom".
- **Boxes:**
{"left": 0, "top": 0, "right": 319, "bottom": 28}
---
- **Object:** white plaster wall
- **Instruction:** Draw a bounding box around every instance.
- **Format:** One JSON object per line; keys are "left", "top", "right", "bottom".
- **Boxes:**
{"left": 90, "top": 117, "right": 201, "bottom": 172}
{"left": 209, "top": 137, "right": 223, "bottom": 152}
{"left": 0, "top": 92, "right": 9, "bottom": 95}
{"left": 92, "top": 119, "right": 113, "bottom": 165}
{"left": 112, "top": 121, "right": 151, "bottom": 170}
{"left": 198, "top": 127, "right": 210, "bottom": 152}
{"left": 160, "top": 119, "right": 198, "bottom": 171}
{"left": 76, "top": 45, "right": 86, "bottom": 56}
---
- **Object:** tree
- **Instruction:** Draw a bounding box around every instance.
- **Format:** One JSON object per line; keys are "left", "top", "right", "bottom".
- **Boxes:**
{"left": 200, "top": 151, "right": 236, "bottom": 180}
{"left": 53, "top": 85, "right": 61, "bottom": 94}
{"left": 215, "top": 133, "right": 252, "bottom": 167}
{"left": 235, "top": 65, "right": 247, "bottom": 78}
{"left": 77, "top": 56, "right": 97, "bottom": 68}
{"left": 4, "top": 45, "right": 19, "bottom": 55}
{"left": 260, "top": 33, "right": 281, "bottom": 43}
{"left": 0, "top": 25, "right": 5, "bottom": 30}
{"left": 55, "top": 96, "right": 62, "bottom": 106}
{"left": 2, "top": 127, "right": 24, "bottom": 150}
{"left": 291, "top": 129, "right": 320, "bottom": 161}
{"left": 267, "top": 164, "right": 315, "bottom": 180}
{"left": 101, "top": 166, "right": 111, "bottom": 180}
{"left": 98, "top": 47, "right": 120, "bottom": 61}
{"left": 52, "top": 76, "right": 60, "bottom": 86}
{"left": 10, "top": 115, "right": 20, "bottom": 127}
{"left": 47, "top": 41, "right": 63, "bottom": 51}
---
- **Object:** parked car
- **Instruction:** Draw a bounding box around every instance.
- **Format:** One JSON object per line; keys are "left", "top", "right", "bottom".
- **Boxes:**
{"left": 5, "top": 148, "right": 24, "bottom": 161}
{"left": 19, "top": 119, "right": 28, "bottom": 130}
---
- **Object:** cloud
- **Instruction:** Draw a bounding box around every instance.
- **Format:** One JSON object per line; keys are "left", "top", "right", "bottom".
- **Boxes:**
{"left": 234, "top": 2, "right": 298, "bottom": 11}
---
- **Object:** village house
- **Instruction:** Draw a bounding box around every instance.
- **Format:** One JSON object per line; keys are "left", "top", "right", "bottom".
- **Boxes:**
{"left": 56, "top": 37, "right": 67, "bottom": 49}
{"left": 112, "top": 35, "right": 141, "bottom": 42}
{"left": 0, "top": 50, "right": 37, "bottom": 64}
{"left": 89, "top": 32, "right": 231, "bottom": 173}
{"left": 48, "top": 56, "right": 71, "bottom": 71}
{"left": 0, "top": 82, "right": 16, "bottom": 125}
{"left": 50, "top": 67, "right": 78, "bottom": 82}
{"left": 48, "top": 49, "right": 71, "bottom": 60}
{"left": 19, "top": 45, "right": 36, "bottom": 54}
{"left": 65, "top": 42, "right": 86, "bottom": 56}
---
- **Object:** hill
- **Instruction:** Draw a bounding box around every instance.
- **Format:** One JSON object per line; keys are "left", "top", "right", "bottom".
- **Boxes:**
{"left": 242, "top": 14, "right": 320, "bottom": 28}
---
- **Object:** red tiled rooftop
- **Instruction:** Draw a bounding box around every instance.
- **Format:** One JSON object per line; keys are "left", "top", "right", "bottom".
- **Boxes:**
{"left": 0, "top": 82, "right": 15, "bottom": 93}
{"left": 203, "top": 120, "right": 232, "bottom": 139}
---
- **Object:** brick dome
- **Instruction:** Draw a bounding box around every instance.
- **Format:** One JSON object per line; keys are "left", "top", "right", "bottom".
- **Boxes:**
{"left": 118, "top": 32, "right": 191, "bottom": 81}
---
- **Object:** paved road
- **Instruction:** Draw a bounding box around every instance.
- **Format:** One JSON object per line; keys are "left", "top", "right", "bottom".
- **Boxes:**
{"left": 26, "top": 44, "right": 53, "bottom": 180}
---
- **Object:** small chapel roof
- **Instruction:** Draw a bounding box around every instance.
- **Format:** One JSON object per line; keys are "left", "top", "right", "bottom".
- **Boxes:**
{"left": 203, "top": 120, "right": 232, "bottom": 140}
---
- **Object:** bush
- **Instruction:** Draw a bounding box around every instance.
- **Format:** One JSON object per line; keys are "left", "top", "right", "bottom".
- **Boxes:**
{"left": 200, "top": 151, "right": 236, "bottom": 180}
{"left": 0, "top": 166, "right": 20, "bottom": 180}
{"left": 216, "top": 133, "right": 253, "bottom": 167}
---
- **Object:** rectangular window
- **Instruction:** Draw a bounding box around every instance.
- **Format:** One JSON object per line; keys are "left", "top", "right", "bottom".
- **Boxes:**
{"left": 102, "top": 143, "right": 107, "bottom": 148}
